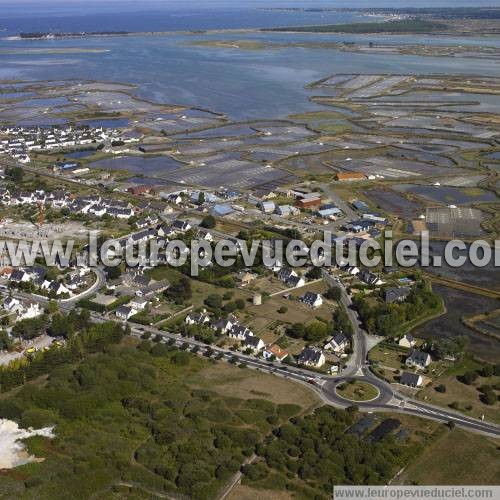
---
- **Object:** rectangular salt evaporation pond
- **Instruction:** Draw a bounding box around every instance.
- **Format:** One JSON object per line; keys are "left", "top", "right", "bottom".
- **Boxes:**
{"left": 12, "top": 97, "right": 69, "bottom": 107}
{"left": 88, "top": 155, "right": 183, "bottom": 175}
{"left": 78, "top": 118, "right": 130, "bottom": 128}
{"left": 0, "top": 91, "right": 37, "bottom": 100}
{"left": 395, "top": 184, "right": 498, "bottom": 205}
{"left": 65, "top": 150, "right": 96, "bottom": 159}
{"left": 363, "top": 188, "right": 423, "bottom": 220}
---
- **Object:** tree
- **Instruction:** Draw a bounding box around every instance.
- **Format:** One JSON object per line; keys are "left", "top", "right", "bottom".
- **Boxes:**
{"left": 204, "top": 294, "right": 223, "bottom": 310}
{"left": 12, "top": 316, "right": 48, "bottom": 340}
{"left": 306, "top": 267, "right": 322, "bottom": 279}
{"left": 325, "top": 286, "right": 342, "bottom": 301}
{"left": 200, "top": 215, "right": 216, "bottom": 229}
{"left": 171, "top": 351, "right": 190, "bottom": 366}
{"left": 105, "top": 265, "right": 122, "bottom": 280}
{"left": 305, "top": 321, "right": 329, "bottom": 342}
{"left": 480, "top": 390, "right": 497, "bottom": 406}
{"left": 287, "top": 323, "right": 306, "bottom": 339}
{"left": 164, "top": 277, "right": 192, "bottom": 304}
{"left": 197, "top": 192, "right": 206, "bottom": 205}
{"left": 6, "top": 166, "right": 24, "bottom": 182}
{"left": 47, "top": 300, "right": 59, "bottom": 314}
{"left": 459, "top": 371, "right": 478, "bottom": 385}
{"left": 479, "top": 364, "right": 494, "bottom": 378}
{"left": 0, "top": 330, "right": 12, "bottom": 350}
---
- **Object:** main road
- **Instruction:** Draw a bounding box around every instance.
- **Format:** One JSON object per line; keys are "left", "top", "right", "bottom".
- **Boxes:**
{"left": 5, "top": 269, "right": 500, "bottom": 437}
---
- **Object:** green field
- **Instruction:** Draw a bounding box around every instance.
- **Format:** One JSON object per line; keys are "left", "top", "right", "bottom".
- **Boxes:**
{"left": 336, "top": 380, "right": 380, "bottom": 402}
{"left": 264, "top": 19, "right": 447, "bottom": 34}
{"left": 397, "top": 428, "right": 500, "bottom": 485}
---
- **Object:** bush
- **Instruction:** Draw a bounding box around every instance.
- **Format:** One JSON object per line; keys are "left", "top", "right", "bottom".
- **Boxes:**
{"left": 200, "top": 215, "right": 216, "bottom": 229}
{"left": 480, "top": 391, "right": 498, "bottom": 406}
{"left": 479, "top": 365, "right": 494, "bottom": 378}
{"left": 459, "top": 371, "right": 478, "bottom": 385}
{"left": 277, "top": 306, "right": 288, "bottom": 314}
{"left": 435, "top": 384, "right": 447, "bottom": 393}
{"left": 171, "top": 351, "right": 190, "bottom": 365}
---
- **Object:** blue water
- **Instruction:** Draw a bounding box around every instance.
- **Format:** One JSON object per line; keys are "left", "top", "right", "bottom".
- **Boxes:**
{"left": 1, "top": 2, "right": 499, "bottom": 120}
{"left": 0, "top": 5, "right": 373, "bottom": 36}
{"left": 78, "top": 118, "right": 130, "bottom": 128}
{"left": 65, "top": 150, "right": 96, "bottom": 159}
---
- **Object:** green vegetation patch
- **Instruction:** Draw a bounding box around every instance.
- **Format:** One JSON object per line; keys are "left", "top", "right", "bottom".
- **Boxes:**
{"left": 265, "top": 19, "right": 447, "bottom": 34}
{"left": 0, "top": 341, "right": 304, "bottom": 499}
{"left": 336, "top": 380, "right": 380, "bottom": 402}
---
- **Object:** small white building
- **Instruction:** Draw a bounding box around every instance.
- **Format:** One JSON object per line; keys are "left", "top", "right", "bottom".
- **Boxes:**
{"left": 301, "top": 292, "right": 323, "bottom": 309}
{"left": 115, "top": 305, "right": 137, "bottom": 321}
{"left": 243, "top": 334, "right": 265, "bottom": 353}
{"left": 298, "top": 346, "right": 325, "bottom": 368}
{"left": 398, "top": 334, "right": 416, "bottom": 349}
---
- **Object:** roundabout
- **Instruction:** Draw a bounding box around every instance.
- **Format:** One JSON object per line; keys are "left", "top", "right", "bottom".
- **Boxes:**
{"left": 321, "top": 375, "right": 395, "bottom": 408}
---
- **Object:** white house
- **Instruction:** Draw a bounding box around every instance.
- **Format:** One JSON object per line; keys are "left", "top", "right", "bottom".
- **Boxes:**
{"left": 398, "top": 334, "right": 416, "bottom": 349}
{"left": 228, "top": 324, "right": 253, "bottom": 341}
{"left": 129, "top": 297, "right": 149, "bottom": 311}
{"left": 212, "top": 317, "right": 236, "bottom": 334}
{"left": 406, "top": 349, "right": 431, "bottom": 369}
{"left": 18, "top": 301, "right": 43, "bottom": 320}
{"left": 185, "top": 310, "right": 211, "bottom": 326}
{"left": 115, "top": 305, "right": 137, "bottom": 321}
{"left": 286, "top": 275, "right": 305, "bottom": 288}
{"left": 3, "top": 297, "right": 23, "bottom": 314}
{"left": 196, "top": 229, "right": 214, "bottom": 242}
{"left": 400, "top": 371, "right": 423, "bottom": 387}
{"left": 324, "top": 332, "right": 349, "bottom": 354}
{"left": 301, "top": 292, "right": 323, "bottom": 309}
{"left": 263, "top": 344, "right": 289, "bottom": 362}
{"left": 243, "top": 334, "right": 265, "bottom": 353}
{"left": 298, "top": 346, "right": 325, "bottom": 368}
{"left": 259, "top": 201, "right": 276, "bottom": 214}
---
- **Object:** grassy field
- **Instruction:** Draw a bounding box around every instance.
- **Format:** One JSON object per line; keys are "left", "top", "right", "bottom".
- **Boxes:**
{"left": 228, "top": 484, "right": 292, "bottom": 500}
{"left": 336, "top": 380, "right": 380, "bottom": 402}
{"left": 188, "top": 362, "right": 321, "bottom": 413}
{"left": 368, "top": 342, "right": 409, "bottom": 378}
{"left": 417, "top": 373, "right": 500, "bottom": 425}
{"left": 397, "top": 428, "right": 500, "bottom": 485}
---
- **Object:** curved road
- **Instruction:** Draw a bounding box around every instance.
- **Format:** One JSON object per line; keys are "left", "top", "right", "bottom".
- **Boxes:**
{"left": 5, "top": 268, "right": 500, "bottom": 437}
{"left": 320, "top": 270, "right": 500, "bottom": 437}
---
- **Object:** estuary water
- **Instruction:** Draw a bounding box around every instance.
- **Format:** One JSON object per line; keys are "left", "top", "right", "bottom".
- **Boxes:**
{"left": 2, "top": 32, "right": 500, "bottom": 120}
{"left": 1, "top": 4, "right": 500, "bottom": 119}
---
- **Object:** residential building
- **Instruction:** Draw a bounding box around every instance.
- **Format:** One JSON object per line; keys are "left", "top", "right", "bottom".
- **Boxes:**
{"left": 398, "top": 334, "right": 416, "bottom": 349}
{"left": 406, "top": 349, "right": 431, "bottom": 369}
{"left": 243, "top": 334, "right": 265, "bottom": 353}
{"left": 324, "top": 332, "right": 349, "bottom": 354}
{"left": 115, "top": 305, "right": 137, "bottom": 321}
{"left": 301, "top": 292, "right": 323, "bottom": 309}
{"left": 297, "top": 346, "right": 326, "bottom": 368}
{"left": 385, "top": 286, "right": 411, "bottom": 304}
{"left": 228, "top": 324, "right": 253, "bottom": 341}
{"left": 185, "top": 311, "right": 211, "bottom": 326}
{"left": 263, "top": 345, "right": 289, "bottom": 362}
{"left": 400, "top": 371, "right": 423, "bottom": 387}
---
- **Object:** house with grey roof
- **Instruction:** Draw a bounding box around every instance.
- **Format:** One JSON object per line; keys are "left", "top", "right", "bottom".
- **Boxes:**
{"left": 406, "top": 349, "right": 431, "bottom": 369}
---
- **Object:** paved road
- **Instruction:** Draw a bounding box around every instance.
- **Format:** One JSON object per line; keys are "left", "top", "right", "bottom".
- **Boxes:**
{"left": 4, "top": 272, "right": 500, "bottom": 437}
{"left": 319, "top": 269, "right": 500, "bottom": 437}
